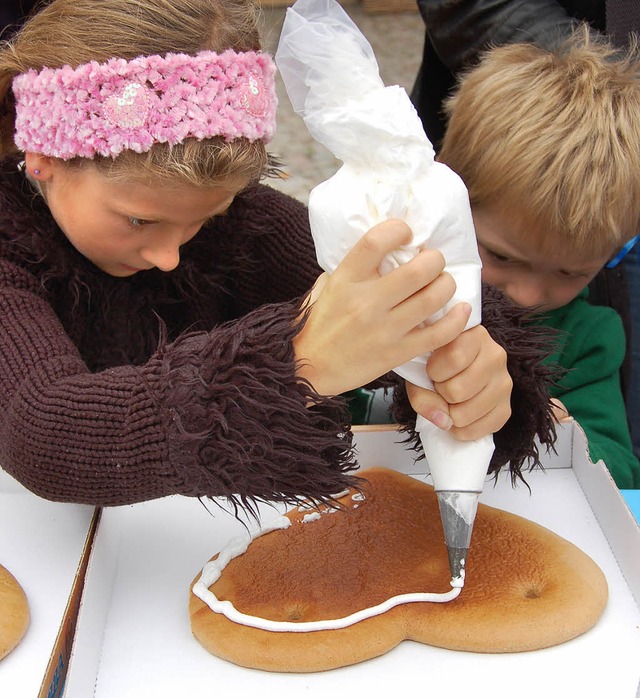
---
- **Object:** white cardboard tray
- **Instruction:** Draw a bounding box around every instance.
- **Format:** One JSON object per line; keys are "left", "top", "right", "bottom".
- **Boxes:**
{"left": 0, "top": 474, "right": 95, "bottom": 698}
{"left": 64, "top": 422, "right": 640, "bottom": 698}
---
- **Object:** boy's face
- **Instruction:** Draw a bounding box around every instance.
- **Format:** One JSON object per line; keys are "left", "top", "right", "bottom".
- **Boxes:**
{"left": 28, "top": 154, "right": 246, "bottom": 277}
{"left": 472, "top": 206, "right": 611, "bottom": 313}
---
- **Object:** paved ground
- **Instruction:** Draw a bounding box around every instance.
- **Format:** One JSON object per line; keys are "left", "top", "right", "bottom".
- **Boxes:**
{"left": 259, "top": 2, "right": 424, "bottom": 203}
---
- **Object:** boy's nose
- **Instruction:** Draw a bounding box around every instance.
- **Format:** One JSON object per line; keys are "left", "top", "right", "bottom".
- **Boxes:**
{"left": 505, "top": 278, "right": 546, "bottom": 309}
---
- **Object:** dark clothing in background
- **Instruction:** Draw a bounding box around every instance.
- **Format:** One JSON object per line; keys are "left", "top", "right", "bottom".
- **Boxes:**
{"left": 411, "top": 0, "right": 605, "bottom": 149}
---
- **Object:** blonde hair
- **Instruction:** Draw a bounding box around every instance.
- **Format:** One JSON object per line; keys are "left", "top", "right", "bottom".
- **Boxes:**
{"left": 439, "top": 26, "right": 640, "bottom": 256}
{"left": 0, "top": 0, "right": 271, "bottom": 186}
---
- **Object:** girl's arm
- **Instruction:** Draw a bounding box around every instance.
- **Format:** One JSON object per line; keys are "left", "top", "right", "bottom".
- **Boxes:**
{"left": 0, "top": 253, "right": 359, "bottom": 508}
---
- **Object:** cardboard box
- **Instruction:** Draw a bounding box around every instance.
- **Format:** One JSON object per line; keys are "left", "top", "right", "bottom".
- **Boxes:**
{"left": 0, "top": 474, "right": 97, "bottom": 698}
{"left": 64, "top": 421, "right": 640, "bottom": 697}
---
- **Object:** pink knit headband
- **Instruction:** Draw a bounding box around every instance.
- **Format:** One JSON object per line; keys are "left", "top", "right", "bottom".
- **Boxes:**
{"left": 12, "top": 49, "right": 277, "bottom": 159}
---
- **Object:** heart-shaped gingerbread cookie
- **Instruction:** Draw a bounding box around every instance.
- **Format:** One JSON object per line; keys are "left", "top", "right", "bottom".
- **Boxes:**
{"left": 190, "top": 467, "right": 607, "bottom": 672}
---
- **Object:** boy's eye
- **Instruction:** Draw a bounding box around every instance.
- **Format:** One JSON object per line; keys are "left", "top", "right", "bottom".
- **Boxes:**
{"left": 486, "top": 249, "right": 511, "bottom": 263}
{"left": 478, "top": 242, "right": 513, "bottom": 264}
{"left": 129, "top": 217, "right": 149, "bottom": 227}
{"left": 558, "top": 269, "right": 588, "bottom": 280}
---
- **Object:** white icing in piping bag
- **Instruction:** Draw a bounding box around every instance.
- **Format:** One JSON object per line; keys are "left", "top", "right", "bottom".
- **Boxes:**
{"left": 275, "top": 0, "right": 495, "bottom": 585}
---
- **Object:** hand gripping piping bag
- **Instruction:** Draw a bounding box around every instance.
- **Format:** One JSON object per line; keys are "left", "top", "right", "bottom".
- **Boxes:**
{"left": 275, "top": 0, "right": 494, "bottom": 581}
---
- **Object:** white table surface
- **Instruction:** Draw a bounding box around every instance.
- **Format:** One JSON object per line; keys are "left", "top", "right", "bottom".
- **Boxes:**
{"left": 0, "top": 473, "right": 94, "bottom": 698}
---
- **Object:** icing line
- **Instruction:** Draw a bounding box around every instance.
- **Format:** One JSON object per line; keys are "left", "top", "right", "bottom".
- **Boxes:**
{"left": 192, "top": 513, "right": 462, "bottom": 634}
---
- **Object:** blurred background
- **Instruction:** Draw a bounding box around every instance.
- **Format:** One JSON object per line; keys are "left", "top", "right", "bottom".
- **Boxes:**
{"left": 259, "top": 0, "right": 423, "bottom": 203}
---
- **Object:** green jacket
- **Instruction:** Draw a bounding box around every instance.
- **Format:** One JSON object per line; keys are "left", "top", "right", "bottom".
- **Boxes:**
{"left": 530, "top": 289, "right": 640, "bottom": 489}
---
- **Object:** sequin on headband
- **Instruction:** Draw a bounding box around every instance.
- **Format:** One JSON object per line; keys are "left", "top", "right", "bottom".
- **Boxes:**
{"left": 12, "top": 49, "right": 277, "bottom": 159}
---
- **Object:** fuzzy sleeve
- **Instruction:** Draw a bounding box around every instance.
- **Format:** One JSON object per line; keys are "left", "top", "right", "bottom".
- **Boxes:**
{"left": 0, "top": 258, "right": 358, "bottom": 507}
{"left": 391, "top": 283, "right": 558, "bottom": 483}
{"left": 153, "top": 302, "right": 360, "bottom": 511}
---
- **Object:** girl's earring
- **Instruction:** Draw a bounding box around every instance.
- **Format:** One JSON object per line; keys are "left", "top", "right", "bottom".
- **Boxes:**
{"left": 33, "top": 169, "right": 41, "bottom": 176}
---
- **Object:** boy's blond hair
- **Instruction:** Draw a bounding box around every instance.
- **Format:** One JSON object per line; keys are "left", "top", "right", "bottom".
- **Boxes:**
{"left": 0, "top": 0, "right": 270, "bottom": 186}
{"left": 439, "top": 26, "right": 640, "bottom": 258}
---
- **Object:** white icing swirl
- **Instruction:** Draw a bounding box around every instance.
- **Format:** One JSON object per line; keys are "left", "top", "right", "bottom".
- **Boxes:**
{"left": 192, "top": 514, "right": 462, "bottom": 634}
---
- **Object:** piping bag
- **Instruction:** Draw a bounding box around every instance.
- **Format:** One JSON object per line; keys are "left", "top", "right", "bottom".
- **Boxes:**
{"left": 275, "top": 0, "right": 494, "bottom": 586}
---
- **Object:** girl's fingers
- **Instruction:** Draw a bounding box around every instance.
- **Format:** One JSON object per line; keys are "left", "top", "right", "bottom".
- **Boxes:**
{"left": 337, "top": 221, "right": 449, "bottom": 304}
{"left": 447, "top": 373, "right": 512, "bottom": 429}
{"left": 376, "top": 249, "right": 450, "bottom": 310}
{"left": 336, "top": 220, "right": 414, "bottom": 283}
{"left": 408, "top": 301, "right": 472, "bottom": 356}
{"left": 410, "top": 322, "right": 513, "bottom": 439}
{"left": 378, "top": 250, "right": 456, "bottom": 320}
{"left": 409, "top": 380, "right": 512, "bottom": 441}
{"left": 405, "top": 382, "right": 454, "bottom": 431}
{"left": 449, "top": 401, "right": 512, "bottom": 441}
{"left": 428, "top": 326, "right": 509, "bottom": 403}
{"left": 551, "top": 398, "right": 570, "bottom": 422}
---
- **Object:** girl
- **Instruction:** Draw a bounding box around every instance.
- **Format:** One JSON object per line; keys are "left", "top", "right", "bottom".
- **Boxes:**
{"left": 0, "top": 0, "right": 553, "bottom": 508}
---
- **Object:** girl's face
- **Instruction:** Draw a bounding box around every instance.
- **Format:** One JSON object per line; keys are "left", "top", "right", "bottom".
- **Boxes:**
{"left": 472, "top": 206, "right": 611, "bottom": 313}
{"left": 27, "top": 154, "right": 247, "bottom": 277}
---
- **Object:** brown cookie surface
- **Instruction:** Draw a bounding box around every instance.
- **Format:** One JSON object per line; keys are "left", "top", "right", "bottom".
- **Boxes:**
{"left": 0, "top": 564, "right": 30, "bottom": 661}
{"left": 190, "top": 468, "right": 608, "bottom": 672}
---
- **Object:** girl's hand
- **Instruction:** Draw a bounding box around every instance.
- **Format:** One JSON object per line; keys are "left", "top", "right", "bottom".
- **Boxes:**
{"left": 551, "top": 398, "right": 571, "bottom": 422}
{"left": 294, "top": 219, "right": 471, "bottom": 397}
{"left": 407, "top": 324, "right": 512, "bottom": 441}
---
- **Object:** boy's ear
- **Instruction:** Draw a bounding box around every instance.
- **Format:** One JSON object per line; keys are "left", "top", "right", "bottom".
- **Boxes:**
{"left": 24, "top": 152, "right": 55, "bottom": 181}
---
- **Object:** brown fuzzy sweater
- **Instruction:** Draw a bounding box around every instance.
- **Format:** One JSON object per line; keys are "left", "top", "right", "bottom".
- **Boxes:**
{"left": 0, "top": 160, "right": 555, "bottom": 507}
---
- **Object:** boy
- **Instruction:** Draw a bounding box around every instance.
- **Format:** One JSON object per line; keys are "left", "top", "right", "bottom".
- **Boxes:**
{"left": 438, "top": 27, "right": 640, "bottom": 488}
